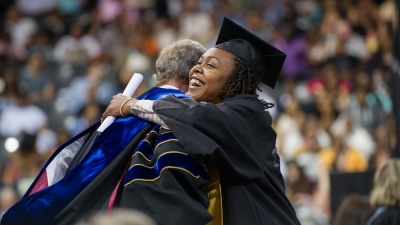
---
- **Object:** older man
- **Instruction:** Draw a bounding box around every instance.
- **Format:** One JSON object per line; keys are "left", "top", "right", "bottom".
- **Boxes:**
{"left": 1, "top": 40, "right": 209, "bottom": 225}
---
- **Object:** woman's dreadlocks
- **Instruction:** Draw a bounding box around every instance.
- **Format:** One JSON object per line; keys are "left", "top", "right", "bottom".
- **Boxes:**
{"left": 217, "top": 56, "right": 274, "bottom": 109}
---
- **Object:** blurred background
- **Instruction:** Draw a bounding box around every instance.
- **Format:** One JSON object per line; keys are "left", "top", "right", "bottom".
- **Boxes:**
{"left": 0, "top": 0, "right": 398, "bottom": 224}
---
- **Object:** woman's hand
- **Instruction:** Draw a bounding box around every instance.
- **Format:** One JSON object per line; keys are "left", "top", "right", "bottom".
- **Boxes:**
{"left": 101, "top": 94, "right": 137, "bottom": 122}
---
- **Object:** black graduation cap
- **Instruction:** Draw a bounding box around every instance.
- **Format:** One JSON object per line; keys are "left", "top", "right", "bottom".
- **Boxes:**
{"left": 215, "top": 18, "right": 286, "bottom": 88}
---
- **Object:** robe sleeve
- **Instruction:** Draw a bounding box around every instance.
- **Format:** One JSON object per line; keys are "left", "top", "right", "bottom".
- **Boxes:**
{"left": 152, "top": 95, "right": 277, "bottom": 181}
{"left": 130, "top": 100, "right": 169, "bottom": 128}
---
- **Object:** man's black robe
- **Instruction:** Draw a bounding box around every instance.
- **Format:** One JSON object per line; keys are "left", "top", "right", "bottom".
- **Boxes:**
{"left": 52, "top": 88, "right": 212, "bottom": 225}
{"left": 153, "top": 94, "right": 301, "bottom": 225}
{"left": 119, "top": 126, "right": 212, "bottom": 225}
{"left": 1, "top": 87, "right": 211, "bottom": 225}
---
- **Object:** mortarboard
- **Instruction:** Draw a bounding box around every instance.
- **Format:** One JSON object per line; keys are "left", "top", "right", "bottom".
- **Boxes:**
{"left": 215, "top": 17, "right": 286, "bottom": 89}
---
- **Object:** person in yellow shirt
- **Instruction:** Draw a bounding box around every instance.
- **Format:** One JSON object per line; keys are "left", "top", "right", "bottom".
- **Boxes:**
{"left": 320, "top": 135, "right": 368, "bottom": 172}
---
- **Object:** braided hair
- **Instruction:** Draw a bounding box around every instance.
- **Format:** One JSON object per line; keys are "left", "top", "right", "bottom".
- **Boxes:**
{"left": 217, "top": 56, "right": 274, "bottom": 109}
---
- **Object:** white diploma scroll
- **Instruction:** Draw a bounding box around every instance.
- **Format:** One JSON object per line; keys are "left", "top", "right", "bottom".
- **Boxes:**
{"left": 97, "top": 73, "right": 144, "bottom": 132}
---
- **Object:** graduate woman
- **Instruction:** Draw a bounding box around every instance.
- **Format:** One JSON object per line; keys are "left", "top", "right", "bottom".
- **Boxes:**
{"left": 102, "top": 18, "right": 301, "bottom": 225}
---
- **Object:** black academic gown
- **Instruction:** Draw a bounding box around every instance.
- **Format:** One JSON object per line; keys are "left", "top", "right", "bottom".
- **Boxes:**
{"left": 52, "top": 88, "right": 212, "bottom": 225}
{"left": 119, "top": 126, "right": 212, "bottom": 225}
{"left": 153, "top": 94, "right": 301, "bottom": 225}
{"left": 1, "top": 87, "right": 211, "bottom": 225}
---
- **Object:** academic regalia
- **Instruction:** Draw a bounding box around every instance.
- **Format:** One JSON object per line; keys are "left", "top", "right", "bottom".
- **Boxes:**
{"left": 53, "top": 87, "right": 212, "bottom": 225}
{"left": 119, "top": 126, "right": 212, "bottom": 225}
{"left": 0, "top": 87, "right": 190, "bottom": 225}
{"left": 152, "top": 94, "right": 300, "bottom": 225}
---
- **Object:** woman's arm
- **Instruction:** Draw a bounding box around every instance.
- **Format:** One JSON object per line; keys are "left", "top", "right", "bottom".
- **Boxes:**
{"left": 130, "top": 99, "right": 169, "bottom": 128}
{"left": 101, "top": 94, "right": 168, "bottom": 127}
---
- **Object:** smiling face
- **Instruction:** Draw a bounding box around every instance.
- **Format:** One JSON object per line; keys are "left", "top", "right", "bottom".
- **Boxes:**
{"left": 187, "top": 48, "right": 235, "bottom": 103}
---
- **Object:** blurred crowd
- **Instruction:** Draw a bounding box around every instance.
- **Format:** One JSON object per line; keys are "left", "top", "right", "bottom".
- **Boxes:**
{"left": 0, "top": 0, "right": 397, "bottom": 224}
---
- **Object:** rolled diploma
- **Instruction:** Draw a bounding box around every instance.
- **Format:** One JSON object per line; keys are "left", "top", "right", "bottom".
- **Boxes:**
{"left": 97, "top": 73, "right": 144, "bottom": 132}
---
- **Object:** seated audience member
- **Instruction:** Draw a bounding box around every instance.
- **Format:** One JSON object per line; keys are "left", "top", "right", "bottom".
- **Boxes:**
{"left": 367, "top": 159, "right": 400, "bottom": 225}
